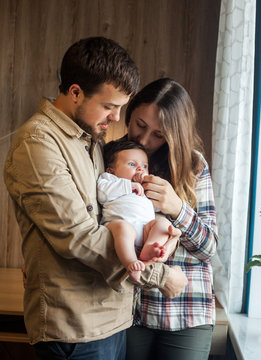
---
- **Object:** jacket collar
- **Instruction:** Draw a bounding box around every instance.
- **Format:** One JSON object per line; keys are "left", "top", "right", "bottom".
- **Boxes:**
{"left": 39, "top": 97, "right": 92, "bottom": 141}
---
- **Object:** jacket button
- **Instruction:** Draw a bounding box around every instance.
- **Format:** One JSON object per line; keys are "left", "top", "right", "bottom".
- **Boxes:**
{"left": 87, "top": 205, "right": 93, "bottom": 211}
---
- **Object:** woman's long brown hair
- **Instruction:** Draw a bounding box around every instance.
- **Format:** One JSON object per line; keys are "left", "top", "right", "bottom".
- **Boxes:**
{"left": 125, "top": 78, "right": 204, "bottom": 208}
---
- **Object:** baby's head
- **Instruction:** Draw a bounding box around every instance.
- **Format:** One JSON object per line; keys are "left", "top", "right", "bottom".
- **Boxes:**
{"left": 103, "top": 140, "right": 149, "bottom": 181}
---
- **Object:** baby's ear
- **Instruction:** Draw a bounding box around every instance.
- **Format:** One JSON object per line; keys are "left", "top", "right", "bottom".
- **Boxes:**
{"left": 106, "top": 167, "right": 114, "bottom": 174}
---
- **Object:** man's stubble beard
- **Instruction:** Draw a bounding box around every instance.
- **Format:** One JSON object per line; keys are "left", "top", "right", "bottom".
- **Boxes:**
{"left": 74, "top": 118, "right": 106, "bottom": 142}
{"left": 74, "top": 105, "right": 106, "bottom": 142}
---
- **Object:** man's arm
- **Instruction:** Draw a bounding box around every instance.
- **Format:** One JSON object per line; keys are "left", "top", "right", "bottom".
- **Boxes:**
{"left": 5, "top": 135, "right": 186, "bottom": 297}
{"left": 136, "top": 263, "right": 188, "bottom": 298}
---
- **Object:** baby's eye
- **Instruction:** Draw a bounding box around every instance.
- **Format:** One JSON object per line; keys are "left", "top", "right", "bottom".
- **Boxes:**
{"left": 128, "top": 162, "right": 135, "bottom": 166}
{"left": 142, "top": 164, "right": 147, "bottom": 169}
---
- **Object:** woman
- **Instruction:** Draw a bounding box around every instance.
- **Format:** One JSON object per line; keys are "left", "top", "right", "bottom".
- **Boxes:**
{"left": 125, "top": 78, "right": 218, "bottom": 360}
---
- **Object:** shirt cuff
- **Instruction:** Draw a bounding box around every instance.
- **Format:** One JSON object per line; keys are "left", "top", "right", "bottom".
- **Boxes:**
{"left": 166, "top": 200, "right": 191, "bottom": 232}
{"left": 137, "top": 262, "right": 170, "bottom": 288}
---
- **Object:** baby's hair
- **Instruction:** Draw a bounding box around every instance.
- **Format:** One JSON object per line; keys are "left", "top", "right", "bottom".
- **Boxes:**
{"left": 103, "top": 140, "right": 147, "bottom": 169}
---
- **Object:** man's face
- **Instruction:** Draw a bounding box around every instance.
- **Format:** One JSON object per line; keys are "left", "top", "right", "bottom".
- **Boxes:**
{"left": 75, "top": 84, "right": 130, "bottom": 140}
{"left": 109, "top": 148, "right": 149, "bottom": 181}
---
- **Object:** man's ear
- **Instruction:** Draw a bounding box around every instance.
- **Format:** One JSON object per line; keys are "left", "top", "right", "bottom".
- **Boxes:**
{"left": 106, "top": 167, "right": 114, "bottom": 174}
{"left": 69, "top": 84, "right": 82, "bottom": 104}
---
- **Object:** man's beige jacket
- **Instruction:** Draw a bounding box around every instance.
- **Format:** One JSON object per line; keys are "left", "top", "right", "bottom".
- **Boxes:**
{"left": 4, "top": 99, "right": 169, "bottom": 344}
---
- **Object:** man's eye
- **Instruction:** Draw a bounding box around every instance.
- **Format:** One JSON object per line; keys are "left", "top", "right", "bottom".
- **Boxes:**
{"left": 104, "top": 105, "right": 112, "bottom": 110}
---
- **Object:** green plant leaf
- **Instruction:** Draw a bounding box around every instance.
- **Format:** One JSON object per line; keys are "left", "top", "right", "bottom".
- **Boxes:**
{"left": 246, "top": 260, "right": 261, "bottom": 272}
{"left": 249, "top": 254, "right": 261, "bottom": 260}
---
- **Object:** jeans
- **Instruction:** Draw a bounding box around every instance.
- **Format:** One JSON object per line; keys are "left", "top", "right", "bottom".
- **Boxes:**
{"left": 126, "top": 325, "right": 213, "bottom": 360}
{"left": 34, "top": 330, "right": 126, "bottom": 360}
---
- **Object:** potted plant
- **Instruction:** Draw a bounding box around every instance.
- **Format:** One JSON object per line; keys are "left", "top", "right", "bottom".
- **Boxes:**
{"left": 246, "top": 254, "right": 261, "bottom": 272}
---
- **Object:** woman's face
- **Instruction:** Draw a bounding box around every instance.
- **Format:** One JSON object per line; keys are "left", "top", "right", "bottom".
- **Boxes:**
{"left": 127, "top": 103, "right": 166, "bottom": 156}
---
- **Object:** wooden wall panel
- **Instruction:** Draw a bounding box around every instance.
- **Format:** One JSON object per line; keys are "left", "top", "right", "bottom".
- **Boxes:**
{"left": 0, "top": 0, "right": 16, "bottom": 137}
{"left": 0, "top": 137, "right": 23, "bottom": 268}
{"left": 0, "top": 0, "right": 221, "bottom": 267}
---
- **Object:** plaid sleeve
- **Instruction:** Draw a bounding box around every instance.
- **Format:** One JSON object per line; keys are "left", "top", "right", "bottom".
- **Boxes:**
{"left": 168, "top": 155, "right": 218, "bottom": 262}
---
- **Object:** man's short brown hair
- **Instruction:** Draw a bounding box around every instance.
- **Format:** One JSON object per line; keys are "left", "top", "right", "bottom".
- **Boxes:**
{"left": 59, "top": 37, "right": 140, "bottom": 97}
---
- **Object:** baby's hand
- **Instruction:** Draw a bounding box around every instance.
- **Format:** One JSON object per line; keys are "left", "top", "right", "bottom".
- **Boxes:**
{"left": 132, "top": 182, "right": 144, "bottom": 196}
{"left": 132, "top": 173, "right": 145, "bottom": 184}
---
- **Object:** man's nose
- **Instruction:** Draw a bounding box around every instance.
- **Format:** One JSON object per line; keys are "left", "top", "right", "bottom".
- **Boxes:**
{"left": 108, "top": 108, "right": 120, "bottom": 122}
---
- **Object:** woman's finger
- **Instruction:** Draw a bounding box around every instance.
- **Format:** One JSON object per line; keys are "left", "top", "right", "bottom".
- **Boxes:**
{"left": 143, "top": 174, "right": 166, "bottom": 186}
{"left": 144, "top": 190, "right": 161, "bottom": 201}
{"left": 143, "top": 182, "right": 162, "bottom": 192}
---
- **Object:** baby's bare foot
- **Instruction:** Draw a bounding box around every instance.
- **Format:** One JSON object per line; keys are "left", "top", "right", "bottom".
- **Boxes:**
{"left": 140, "top": 242, "right": 165, "bottom": 261}
{"left": 127, "top": 260, "right": 145, "bottom": 282}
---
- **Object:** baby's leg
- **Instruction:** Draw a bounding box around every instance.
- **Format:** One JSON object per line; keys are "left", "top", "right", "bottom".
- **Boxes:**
{"left": 106, "top": 220, "right": 145, "bottom": 282}
{"left": 140, "top": 217, "right": 173, "bottom": 261}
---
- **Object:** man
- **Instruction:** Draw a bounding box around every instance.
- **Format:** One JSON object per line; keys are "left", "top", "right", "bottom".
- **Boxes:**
{"left": 4, "top": 37, "right": 187, "bottom": 360}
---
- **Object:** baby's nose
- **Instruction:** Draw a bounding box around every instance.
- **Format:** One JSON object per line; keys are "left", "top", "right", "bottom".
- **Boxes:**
{"left": 136, "top": 167, "right": 144, "bottom": 173}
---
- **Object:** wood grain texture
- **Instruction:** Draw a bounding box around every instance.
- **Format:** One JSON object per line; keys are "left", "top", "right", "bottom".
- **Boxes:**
{"left": 0, "top": 0, "right": 221, "bottom": 267}
{"left": 0, "top": 268, "right": 24, "bottom": 315}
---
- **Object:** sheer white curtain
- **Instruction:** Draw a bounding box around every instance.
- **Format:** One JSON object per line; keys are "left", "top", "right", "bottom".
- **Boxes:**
{"left": 211, "top": 0, "right": 256, "bottom": 313}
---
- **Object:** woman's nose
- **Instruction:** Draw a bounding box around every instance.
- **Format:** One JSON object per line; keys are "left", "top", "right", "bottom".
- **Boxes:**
{"left": 138, "top": 132, "right": 150, "bottom": 147}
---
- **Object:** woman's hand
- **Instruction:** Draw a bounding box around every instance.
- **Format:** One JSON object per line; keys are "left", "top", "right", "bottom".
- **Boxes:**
{"left": 142, "top": 175, "right": 183, "bottom": 218}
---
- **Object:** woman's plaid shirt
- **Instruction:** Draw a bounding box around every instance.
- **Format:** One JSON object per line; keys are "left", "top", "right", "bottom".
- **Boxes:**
{"left": 134, "top": 153, "right": 218, "bottom": 331}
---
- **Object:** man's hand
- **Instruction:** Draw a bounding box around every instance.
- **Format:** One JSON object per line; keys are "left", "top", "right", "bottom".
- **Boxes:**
{"left": 159, "top": 265, "right": 188, "bottom": 299}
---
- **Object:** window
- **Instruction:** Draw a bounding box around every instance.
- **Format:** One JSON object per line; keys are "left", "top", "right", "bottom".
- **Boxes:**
{"left": 246, "top": 0, "right": 261, "bottom": 318}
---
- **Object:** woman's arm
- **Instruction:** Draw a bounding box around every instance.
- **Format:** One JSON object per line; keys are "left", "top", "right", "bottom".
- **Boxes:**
{"left": 142, "top": 161, "right": 218, "bottom": 262}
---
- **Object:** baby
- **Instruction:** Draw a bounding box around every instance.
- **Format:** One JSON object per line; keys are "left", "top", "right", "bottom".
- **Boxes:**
{"left": 98, "top": 140, "right": 179, "bottom": 281}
